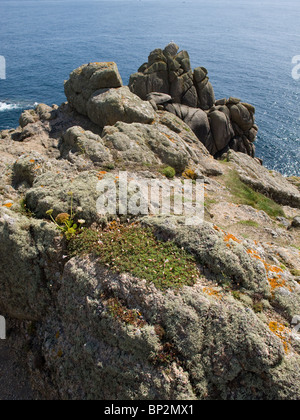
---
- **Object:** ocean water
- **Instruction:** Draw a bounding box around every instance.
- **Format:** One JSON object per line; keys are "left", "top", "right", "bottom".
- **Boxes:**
{"left": 0, "top": 0, "right": 299, "bottom": 176}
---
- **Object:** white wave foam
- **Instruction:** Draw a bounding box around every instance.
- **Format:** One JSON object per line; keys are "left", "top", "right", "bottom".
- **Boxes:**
{"left": 0, "top": 101, "right": 20, "bottom": 112}
{"left": 0, "top": 101, "right": 39, "bottom": 112}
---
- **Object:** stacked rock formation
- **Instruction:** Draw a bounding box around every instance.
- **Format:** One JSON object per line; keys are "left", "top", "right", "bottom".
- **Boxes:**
{"left": 129, "top": 43, "right": 257, "bottom": 158}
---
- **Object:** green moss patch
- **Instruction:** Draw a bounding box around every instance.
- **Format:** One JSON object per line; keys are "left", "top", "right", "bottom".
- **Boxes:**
{"left": 68, "top": 222, "right": 200, "bottom": 290}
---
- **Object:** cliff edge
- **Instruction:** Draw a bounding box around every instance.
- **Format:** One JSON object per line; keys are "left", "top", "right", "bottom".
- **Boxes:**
{"left": 0, "top": 44, "right": 300, "bottom": 400}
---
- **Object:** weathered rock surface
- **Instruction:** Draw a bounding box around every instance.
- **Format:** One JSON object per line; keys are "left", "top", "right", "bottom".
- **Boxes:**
{"left": 129, "top": 44, "right": 257, "bottom": 159}
{"left": 0, "top": 209, "right": 61, "bottom": 320}
{"left": 86, "top": 86, "right": 156, "bottom": 127}
{"left": 0, "top": 46, "right": 299, "bottom": 401}
{"left": 64, "top": 62, "right": 123, "bottom": 116}
{"left": 227, "top": 150, "right": 300, "bottom": 208}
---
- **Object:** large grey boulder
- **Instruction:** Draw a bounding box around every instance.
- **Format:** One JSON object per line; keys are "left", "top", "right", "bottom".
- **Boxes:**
{"left": 64, "top": 62, "right": 123, "bottom": 116}
{"left": 102, "top": 121, "right": 191, "bottom": 172}
{"left": 25, "top": 171, "right": 101, "bottom": 225}
{"left": 37, "top": 229, "right": 300, "bottom": 400}
{"left": 86, "top": 86, "right": 156, "bottom": 127}
{"left": 208, "top": 109, "right": 235, "bottom": 154}
{"left": 194, "top": 67, "right": 215, "bottom": 110}
{"left": 165, "top": 103, "right": 213, "bottom": 152}
{"left": 229, "top": 103, "right": 255, "bottom": 132}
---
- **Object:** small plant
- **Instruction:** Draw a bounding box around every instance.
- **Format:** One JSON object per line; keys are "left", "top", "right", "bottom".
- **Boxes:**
{"left": 253, "top": 302, "right": 263, "bottom": 313}
{"left": 104, "top": 162, "right": 115, "bottom": 171}
{"left": 106, "top": 297, "right": 146, "bottom": 327}
{"left": 161, "top": 166, "right": 176, "bottom": 179}
{"left": 19, "top": 198, "right": 34, "bottom": 218}
{"left": 46, "top": 192, "right": 85, "bottom": 240}
{"left": 151, "top": 342, "right": 179, "bottom": 367}
{"left": 231, "top": 290, "right": 241, "bottom": 300}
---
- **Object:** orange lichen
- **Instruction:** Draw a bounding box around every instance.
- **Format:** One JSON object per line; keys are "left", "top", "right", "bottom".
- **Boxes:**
{"left": 2, "top": 203, "right": 13, "bottom": 208}
{"left": 223, "top": 233, "right": 242, "bottom": 244}
{"left": 162, "top": 132, "right": 176, "bottom": 143}
{"left": 247, "top": 249, "right": 292, "bottom": 293}
{"left": 202, "top": 287, "right": 222, "bottom": 300}
{"left": 98, "top": 171, "right": 107, "bottom": 180}
{"left": 269, "top": 321, "right": 291, "bottom": 354}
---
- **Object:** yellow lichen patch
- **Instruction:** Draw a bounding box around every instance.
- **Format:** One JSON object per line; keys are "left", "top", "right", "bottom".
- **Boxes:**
{"left": 182, "top": 168, "right": 197, "bottom": 180}
{"left": 202, "top": 287, "right": 222, "bottom": 300}
{"left": 269, "top": 321, "right": 291, "bottom": 354}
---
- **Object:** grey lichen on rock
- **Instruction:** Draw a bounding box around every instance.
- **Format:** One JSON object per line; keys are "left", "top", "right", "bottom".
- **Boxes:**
{"left": 61, "top": 126, "right": 113, "bottom": 165}
{"left": 86, "top": 86, "right": 156, "bottom": 127}
{"left": 25, "top": 171, "right": 101, "bottom": 225}
{"left": 0, "top": 44, "right": 299, "bottom": 401}
{"left": 64, "top": 62, "right": 123, "bottom": 116}
{"left": 0, "top": 209, "right": 60, "bottom": 320}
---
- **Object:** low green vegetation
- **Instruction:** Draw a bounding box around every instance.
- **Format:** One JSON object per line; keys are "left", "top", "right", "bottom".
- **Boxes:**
{"left": 46, "top": 192, "right": 85, "bottom": 240}
{"left": 160, "top": 166, "right": 176, "bottom": 179}
{"left": 19, "top": 198, "right": 34, "bottom": 218}
{"left": 238, "top": 220, "right": 260, "bottom": 228}
{"left": 68, "top": 222, "right": 200, "bottom": 290}
{"left": 226, "top": 171, "right": 285, "bottom": 218}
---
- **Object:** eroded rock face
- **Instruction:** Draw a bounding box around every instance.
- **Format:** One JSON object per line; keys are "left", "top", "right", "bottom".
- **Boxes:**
{"left": 1, "top": 47, "right": 300, "bottom": 401}
{"left": 0, "top": 209, "right": 61, "bottom": 320}
{"left": 227, "top": 150, "right": 300, "bottom": 208}
{"left": 129, "top": 44, "right": 257, "bottom": 159}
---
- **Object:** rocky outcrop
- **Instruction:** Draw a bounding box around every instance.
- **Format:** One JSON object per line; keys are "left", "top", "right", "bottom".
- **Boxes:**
{"left": 227, "top": 150, "right": 300, "bottom": 208}
{"left": 0, "top": 47, "right": 300, "bottom": 401}
{"left": 129, "top": 44, "right": 257, "bottom": 159}
{"left": 64, "top": 62, "right": 123, "bottom": 116}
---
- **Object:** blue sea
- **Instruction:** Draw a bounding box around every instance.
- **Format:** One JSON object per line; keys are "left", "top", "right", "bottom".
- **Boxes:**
{"left": 0, "top": 0, "right": 299, "bottom": 176}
